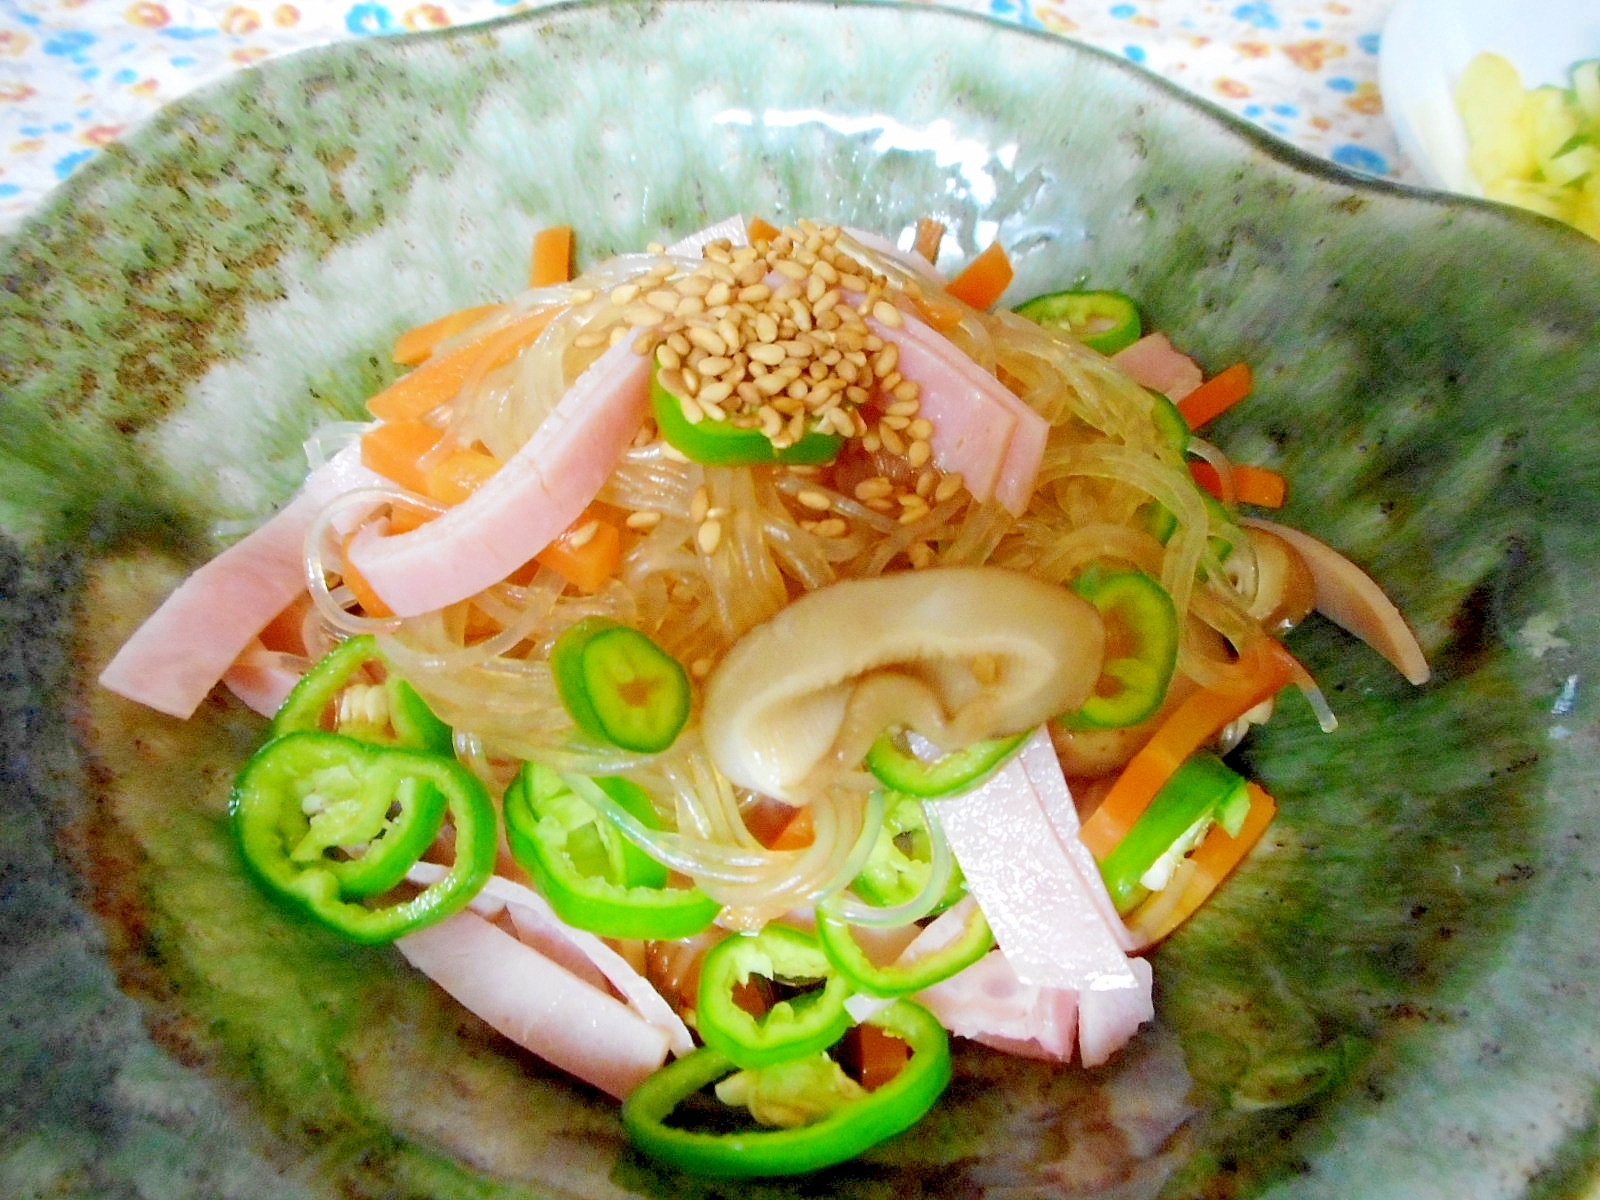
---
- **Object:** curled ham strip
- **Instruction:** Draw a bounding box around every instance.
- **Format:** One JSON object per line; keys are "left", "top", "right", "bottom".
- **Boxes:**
{"left": 396, "top": 909, "right": 668, "bottom": 1100}
{"left": 407, "top": 863, "right": 693, "bottom": 1057}
{"left": 1111, "top": 333, "right": 1204, "bottom": 402}
{"left": 98, "top": 445, "right": 384, "bottom": 719}
{"left": 867, "top": 307, "right": 1049, "bottom": 516}
{"left": 346, "top": 337, "right": 651, "bottom": 618}
{"left": 930, "top": 727, "right": 1152, "bottom": 1065}
{"left": 221, "top": 639, "right": 305, "bottom": 718}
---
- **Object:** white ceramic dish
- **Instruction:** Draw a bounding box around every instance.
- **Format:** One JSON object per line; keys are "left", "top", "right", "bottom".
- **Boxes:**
{"left": 1380, "top": 0, "right": 1600, "bottom": 192}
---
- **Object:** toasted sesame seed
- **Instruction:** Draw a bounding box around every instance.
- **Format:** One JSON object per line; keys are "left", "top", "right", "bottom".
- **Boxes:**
{"left": 754, "top": 313, "right": 780, "bottom": 344}
{"left": 609, "top": 325, "right": 630, "bottom": 347}
{"left": 676, "top": 273, "right": 713, "bottom": 298}
{"left": 885, "top": 396, "right": 919, "bottom": 417}
{"left": 624, "top": 304, "right": 666, "bottom": 328}
{"left": 796, "top": 488, "right": 832, "bottom": 512}
{"left": 758, "top": 405, "right": 784, "bottom": 439}
{"left": 907, "top": 417, "right": 934, "bottom": 441}
{"left": 907, "top": 438, "right": 933, "bottom": 469}
{"left": 667, "top": 332, "right": 692, "bottom": 357}
{"left": 690, "top": 656, "right": 714, "bottom": 679}
{"left": 645, "top": 289, "right": 679, "bottom": 312}
{"left": 814, "top": 517, "right": 848, "bottom": 538}
{"left": 679, "top": 368, "right": 700, "bottom": 397}
{"left": 655, "top": 343, "right": 682, "bottom": 371}
{"left": 839, "top": 272, "right": 869, "bottom": 292}
{"left": 915, "top": 470, "right": 936, "bottom": 498}
{"left": 892, "top": 379, "right": 921, "bottom": 403}
{"left": 864, "top": 496, "right": 895, "bottom": 512}
{"left": 862, "top": 432, "right": 881, "bottom": 453}
{"left": 569, "top": 288, "right": 597, "bottom": 305}
{"left": 880, "top": 413, "right": 911, "bottom": 431}
{"left": 738, "top": 283, "right": 772, "bottom": 304}
{"left": 690, "top": 485, "right": 710, "bottom": 523}
{"left": 697, "top": 519, "right": 723, "bottom": 555}
{"left": 716, "top": 317, "right": 742, "bottom": 352}
{"left": 697, "top": 355, "right": 733, "bottom": 377}
{"left": 567, "top": 519, "right": 601, "bottom": 548}
{"left": 738, "top": 382, "right": 763, "bottom": 405}
{"left": 646, "top": 241, "right": 667, "bottom": 254}
{"left": 753, "top": 372, "right": 790, "bottom": 397}
{"left": 698, "top": 379, "right": 734, "bottom": 406}
{"left": 678, "top": 393, "right": 705, "bottom": 424}
{"left": 934, "top": 473, "right": 964, "bottom": 503}
{"left": 610, "top": 282, "right": 642, "bottom": 306}
{"left": 686, "top": 326, "right": 728, "bottom": 357}
{"left": 660, "top": 442, "right": 690, "bottom": 463}
{"left": 625, "top": 510, "right": 663, "bottom": 530}
{"left": 698, "top": 397, "right": 729, "bottom": 422}
{"left": 872, "top": 300, "right": 903, "bottom": 328}
{"left": 674, "top": 295, "right": 706, "bottom": 318}
{"left": 879, "top": 423, "right": 907, "bottom": 456}
{"left": 747, "top": 342, "right": 786, "bottom": 367}
{"left": 844, "top": 385, "right": 871, "bottom": 405}
{"left": 575, "top": 330, "right": 608, "bottom": 348}
{"left": 907, "top": 542, "right": 936, "bottom": 569}
{"left": 873, "top": 343, "right": 900, "bottom": 378}
{"left": 786, "top": 412, "right": 807, "bottom": 442}
{"left": 855, "top": 477, "right": 894, "bottom": 502}
{"left": 773, "top": 259, "right": 809, "bottom": 281}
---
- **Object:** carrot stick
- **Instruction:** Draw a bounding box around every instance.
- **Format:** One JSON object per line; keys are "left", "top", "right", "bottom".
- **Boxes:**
{"left": 1129, "top": 781, "right": 1277, "bottom": 944}
{"left": 747, "top": 215, "right": 781, "bottom": 243}
{"left": 424, "top": 447, "right": 502, "bottom": 506}
{"left": 912, "top": 218, "right": 945, "bottom": 264}
{"left": 1189, "top": 461, "right": 1287, "bottom": 509}
{"left": 1079, "top": 638, "right": 1295, "bottom": 860}
{"left": 944, "top": 241, "right": 1013, "bottom": 310}
{"left": 367, "top": 306, "right": 558, "bottom": 423}
{"left": 360, "top": 419, "right": 445, "bottom": 494}
{"left": 529, "top": 225, "right": 574, "bottom": 288}
{"left": 1176, "top": 361, "right": 1253, "bottom": 429}
{"left": 391, "top": 303, "right": 504, "bottom": 367}
{"left": 767, "top": 805, "right": 815, "bottom": 850}
{"left": 534, "top": 512, "right": 622, "bottom": 592}
{"left": 339, "top": 530, "right": 394, "bottom": 619}
{"left": 853, "top": 1023, "right": 910, "bottom": 1090}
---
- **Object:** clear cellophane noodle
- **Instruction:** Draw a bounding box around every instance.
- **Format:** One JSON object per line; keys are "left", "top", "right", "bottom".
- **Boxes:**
{"left": 304, "top": 240, "right": 1271, "bottom": 928}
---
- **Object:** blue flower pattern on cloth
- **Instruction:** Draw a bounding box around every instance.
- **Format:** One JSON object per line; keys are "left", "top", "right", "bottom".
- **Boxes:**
{"left": 0, "top": 0, "right": 1403, "bottom": 231}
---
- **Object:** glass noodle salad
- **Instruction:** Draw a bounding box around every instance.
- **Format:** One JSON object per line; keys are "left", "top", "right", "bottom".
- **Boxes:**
{"left": 99, "top": 215, "right": 1430, "bottom": 1177}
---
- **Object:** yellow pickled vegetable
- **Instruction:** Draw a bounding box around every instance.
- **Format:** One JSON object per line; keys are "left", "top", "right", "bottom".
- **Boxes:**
{"left": 1456, "top": 53, "right": 1600, "bottom": 239}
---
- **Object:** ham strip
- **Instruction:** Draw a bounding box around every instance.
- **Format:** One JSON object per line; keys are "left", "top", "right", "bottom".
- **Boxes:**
{"left": 395, "top": 909, "right": 668, "bottom": 1100}
{"left": 916, "top": 948, "right": 1080, "bottom": 1062}
{"left": 931, "top": 728, "right": 1153, "bottom": 1064}
{"left": 99, "top": 445, "right": 383, "bottom": 719}
{"left": 346, "top": 337, "right": 650, "bottom": 617}
{"left": 1111, "top": 333, "right": 1204, "bottom": 401}
{"left": 221, "top": 640, "right": 305, "bottom": 718}
{"left": 406, "top": 864, "right": 693, "bottom": 1056}
{"left": 868, "top": 307, "right": 1048, "bottom": 515}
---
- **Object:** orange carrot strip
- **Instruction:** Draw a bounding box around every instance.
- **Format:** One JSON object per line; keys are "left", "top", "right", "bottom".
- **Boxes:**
{"left": 1130, "top": 782, "right": 1277, "bottom": 945}
{"left": 912, "top": 218, "right": 946, "bottom": 264}
{"left": 768, "top": 805, "right": 815, "bottom": 850}
{"left": 1189, "top": 461, "right": 1286, "bottom": 509}
{"left": 339, "top": 530, "right": 394, "bottom": 619}
{"left": 424, "top": 447, "right": 502, "bottom": 506}
{"left": 529, "top": 224, "right": 574, "bottom": 288}
{"left": 534, "top": 513, "right": 622, "bottom": 593}
{"left": 747, "top": 215, "right": 781, "bottom": 243}
{"left": 1176, "top": 362, "right": 1253, "bottom": 429}
{"left": 258, "top": 593, "right": 313, "bottom": 656}
{"left": 944, "top": 241, "right": 1013, "bottom": 310}
{"left": 1079, "top": 638, "right": 1295, "bottom": 861}
{"left": 386, "top": 499, "right": 437, "bottom": 534}
{"left": 367, "top": 306, "right": 558, "bottom": 423}
{"left": 360, "top": 419, "right": 445, "bottom": 494}
{"left": 1231, "top": 464, "right": 1287, "bottom": 508}
{"left": 854, "top": 1023, "right": 911, "bottom": 1090}
{"left": 906, "top": 288, "right": 965, "bottom": 332}
{"left": 391, "top": 303, "right": 504, "bottom": 367}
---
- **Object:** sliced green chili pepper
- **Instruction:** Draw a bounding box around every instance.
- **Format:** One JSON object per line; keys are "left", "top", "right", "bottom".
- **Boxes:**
{"left": 1098, "top": 751, "right": 1250, "bottom": 913}
{"left": 816, "top": 899, "right": 993, "bottom": 997}
{"left": 1148, "top": 388, "right": 1190, "bottom": 451}
{"left": 230, "top": 731, "right": 495, "bottom": 943}
{"left": 864, "top": 729, "right": 1026, "bottom": 798}
{"left": 1062, "top": 567, "right": 1179, "bottom": 730}
{"left": 850, "top": 791, "right": 966, "bottom": 911}
{"left": 503, "top": 761, "right": 718, "bottom": 940}
{"left": 550, "top": 617, "right": 691, "bottom": 753}
{"left": 272, "top": 634, "right": 452, "bottom": 755}
{"left": 1014, "top": 289, "right": 1142, "bottom": 355}
{"left": 697, "top": 924, "right": 852, "bottom": 1070}
{"left": 621, "top": 999, "right": 951, "bottom": 1177}
{"left": 650, "top": 362, "right": 843, "bottom": 467}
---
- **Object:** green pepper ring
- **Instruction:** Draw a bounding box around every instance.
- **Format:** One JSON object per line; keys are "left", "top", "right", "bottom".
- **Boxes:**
{"left": 815, "top": 898, "right": 994, "bottom": 998}
{"left": 1061, "top": 567, "right": 1179, "bottom": 730}
{"left": 230, "top": 731, "right": 496, "bottom": 945}
{"left": 621, "top": 999, "right": 952, "bottom": 1178}
{"left": 697, "top": 924, "right": 853, "bottom": 1070}
{"left": 650, "top": 362, "right": 843, "bottom": 466}
{"left": 272, "top": 634, "right": 453, "bottom": 755}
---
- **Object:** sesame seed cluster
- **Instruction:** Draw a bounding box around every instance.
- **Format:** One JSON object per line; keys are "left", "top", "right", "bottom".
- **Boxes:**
{"left": 618, "top": 219, "right": 932, "bottom": 463}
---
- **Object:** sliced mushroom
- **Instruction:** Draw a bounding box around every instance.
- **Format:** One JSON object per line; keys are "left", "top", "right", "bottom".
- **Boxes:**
{"left": 701, "top": 567, "right": 1105, "bottom": 802}
{"left": 1241, "top": 518, "right": 1430, "bottom": 685}
{"left": 1242, "top": 526, "right": 1317, "bottom": 635}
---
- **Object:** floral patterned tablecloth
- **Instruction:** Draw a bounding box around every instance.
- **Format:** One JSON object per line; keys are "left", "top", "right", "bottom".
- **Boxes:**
{"left": 0, "top": 0, "right": 1407, "bottom": 233}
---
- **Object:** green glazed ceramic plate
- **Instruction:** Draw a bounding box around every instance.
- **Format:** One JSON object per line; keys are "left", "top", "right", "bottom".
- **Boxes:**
{"left": 4, "top": 1, "right": 1600, "bottom": 1197}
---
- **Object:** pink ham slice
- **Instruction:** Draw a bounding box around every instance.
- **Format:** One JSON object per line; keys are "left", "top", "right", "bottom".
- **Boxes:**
{"left": 1111, "top": 333, "right": 1204, "bottom": 402}
{"left": 346, "top": 337, "right": 650, "bottom": 618}
{"left": 917, "top": 948, "right": 1080, "bottom": 1062}
{"left": 396, "top": 909, "right": 670, "bottom": 1100}
{"left": 930, "top": 727, "right": 1153, "bottom": 1066}
{"left": 868, "top": 307, "right": 1048, "bottom": 515}
{"left": 221, "top": 640, "right": 305, "bottom": 718}
{"left": 99, "top": 444, "right": 384, "bottom": 719}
